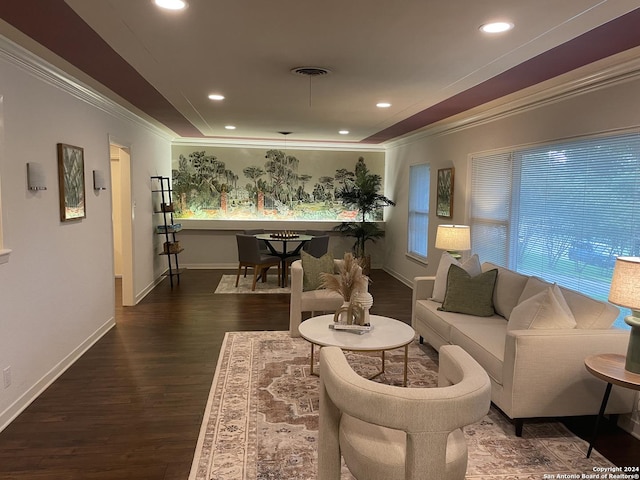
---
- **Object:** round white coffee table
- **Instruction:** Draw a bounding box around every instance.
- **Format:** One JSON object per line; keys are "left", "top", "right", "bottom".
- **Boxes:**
{"left": 298, "top": 314, "right": 416, "bottom": 386}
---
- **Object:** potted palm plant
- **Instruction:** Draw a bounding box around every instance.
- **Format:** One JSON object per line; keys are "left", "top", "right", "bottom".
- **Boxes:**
{"left": 334, "top": 157, "right": 395, "bottom": 273}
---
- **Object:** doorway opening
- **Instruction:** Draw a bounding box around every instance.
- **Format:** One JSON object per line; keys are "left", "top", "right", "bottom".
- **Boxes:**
{"left": 110, "top": 141, "right": 135, "bottom": 306}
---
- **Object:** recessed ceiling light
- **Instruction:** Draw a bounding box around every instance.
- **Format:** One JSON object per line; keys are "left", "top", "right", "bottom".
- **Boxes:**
{"left": 480, "top": 22, "right": 514, "bottom": 33}
{"left": 339, "top": 130, "right": 349, "bottom": 135}
{"left": 376, "top": 102, "right": 391, "bottom": 108}
{"left": 154, "top": 0, "right": 188, "bottom": 10}
{"left": 225, "top": 125, "right": 236, "bottom": 130}
{"left": 208, "top": 94, "right": 225, "bottom": 101}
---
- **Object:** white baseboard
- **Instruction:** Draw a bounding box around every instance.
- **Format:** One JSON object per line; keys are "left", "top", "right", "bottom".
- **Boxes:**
{"left": 617, "top": 412, "right": 640, "bottom": 440}
{"left": 617, "top": 392, "right": 640, "bottom": 440}
{"left": 382, "top": 266, "right": 413, "bottom": 288}
{"left": 0, "top": 317, "right": 116, "bottom": 433}
{"left": 182, "top": 263, "right": 236, "bottom": 269}
{"left": 136, "top": 274, "right": 167, "bottom": 303}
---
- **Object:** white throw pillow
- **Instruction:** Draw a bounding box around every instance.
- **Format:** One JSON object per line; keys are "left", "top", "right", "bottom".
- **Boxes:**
{"left": 508, "top": 284, "right": 576, "bottom": 331}
{"left": 517, "top": 276, "right": 552, "bottom": 304}
{"left": 431, "top": 252, "right": 481, "bottom": 302}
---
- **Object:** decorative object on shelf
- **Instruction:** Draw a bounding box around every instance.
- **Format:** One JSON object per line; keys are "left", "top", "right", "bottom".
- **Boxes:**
{"left": 436, "top": 167, "right": 454, "bottom": 218}
{"left": 161, "top": 202, "right": 174, "bottom": 212}
{"left": 156, "top": 223, "right": 182, "bottom": 233}
{"left": 163, "top": 241, "right": 181, "bottom": 254}
{"left": 435, "top": 224, "right": 470, "bottom": 259}
{"left": 608, "top": 256, "right": 640, "bottom": 373}
{"left": 333, "top": 157, "right": 395, "bottom": 274}
{"left": 26, "top": 162, "right": 47, "bottom": 190}
{"left": 92, "top": 170, "right": 107, "bottom": 190}
{"left": 57, "top": 143, "right": 86, "bottom": 221}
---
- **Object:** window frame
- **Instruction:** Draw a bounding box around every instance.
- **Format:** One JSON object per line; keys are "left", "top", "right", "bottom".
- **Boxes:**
{"left": 406, "top": 162, "right": 430, "bottom": 263}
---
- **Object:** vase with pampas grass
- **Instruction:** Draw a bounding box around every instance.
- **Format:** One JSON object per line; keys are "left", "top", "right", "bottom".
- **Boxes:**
{"left": 320, "top": 253, "right": 369, "bottom": 324}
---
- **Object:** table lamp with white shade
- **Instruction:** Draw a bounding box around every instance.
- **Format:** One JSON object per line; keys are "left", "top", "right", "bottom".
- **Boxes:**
{"left": 435, "top": 224, "right": 471, "bottom": 259}
{"left": 608, "top": 256, "right": 640, "bottom": 373}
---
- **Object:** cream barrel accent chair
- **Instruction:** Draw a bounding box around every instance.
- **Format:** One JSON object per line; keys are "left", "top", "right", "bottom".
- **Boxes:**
{"left": 289, "top": 257, "right": 368, "bottom": 337}
{"left": 318, "top": 345, "right": 491, "bottom": 480}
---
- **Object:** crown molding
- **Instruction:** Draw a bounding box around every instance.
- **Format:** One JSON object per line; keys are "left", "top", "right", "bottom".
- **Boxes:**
{"left": 0, "top": 35, "right": 174, "bottom": 141}
{"left": 385, "top": 51, "right": 640, "bottom": 150}
{"left": 172, "top": 136, "right": 385, "bottom": 152}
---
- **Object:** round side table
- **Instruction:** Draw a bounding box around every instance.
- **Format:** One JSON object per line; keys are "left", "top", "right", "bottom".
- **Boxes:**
{"left": 584, "top": 353, "right": 640, "bottom": 458}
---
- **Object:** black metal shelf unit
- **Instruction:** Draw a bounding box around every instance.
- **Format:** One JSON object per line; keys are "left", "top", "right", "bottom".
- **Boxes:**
{"left": 151, "top": 176, "right": 184, "bottom": 287}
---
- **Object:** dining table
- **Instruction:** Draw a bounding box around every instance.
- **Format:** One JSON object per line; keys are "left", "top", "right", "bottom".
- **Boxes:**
{"left": 255, "top": 233, "right": 313, "bottom": 286}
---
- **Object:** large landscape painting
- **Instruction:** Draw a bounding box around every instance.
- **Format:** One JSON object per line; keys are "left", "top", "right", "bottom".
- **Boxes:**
{"left": 171, "top": 145, "right": 385, "bottom": 221}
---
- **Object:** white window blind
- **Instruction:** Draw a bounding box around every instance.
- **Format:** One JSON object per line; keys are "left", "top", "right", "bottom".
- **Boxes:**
{"left": 408, "top": 163, "right": 430, "bottom": 260}
{"left": 470, "top": 152, "right": 513, "bottom": 267}
{"left": 471, "top": 132, "right": 640, "bottom": 329}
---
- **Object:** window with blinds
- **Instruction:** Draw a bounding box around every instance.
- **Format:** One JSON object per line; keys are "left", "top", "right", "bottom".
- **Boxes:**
{"left": 407, "top": 163, "right": 430, "bottom": 260}
{"left": 470, "top": 152, "right": 513, "bottom": 267}
{"left": 470, "top": 132, "right": 640, "bottom": 329}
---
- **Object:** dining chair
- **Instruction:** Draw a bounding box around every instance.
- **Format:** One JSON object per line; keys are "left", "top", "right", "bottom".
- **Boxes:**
{"left": 242, "top": 229, "right": 270, "bottom": 273}
{"left": 304, "top": 234, "right": 330, "bottom": 257}
{"left": 235, "top": 234, "right": 281, "bottom": 291}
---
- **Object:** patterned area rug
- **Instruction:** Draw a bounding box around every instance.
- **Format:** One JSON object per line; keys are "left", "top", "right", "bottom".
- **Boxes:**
{"left": 189, "top": 331, "right": 614, "bottom": 480}
{"left": 214, "top": 274, "right": 290, "bottom": 294}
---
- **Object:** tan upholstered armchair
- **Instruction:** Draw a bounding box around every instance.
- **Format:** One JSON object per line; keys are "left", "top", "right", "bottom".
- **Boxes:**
{"left": 318, "top": 345, "right": 491, "bottom": 480}
{"left": 288, "top": 259, "right": 345, "bottom": 337}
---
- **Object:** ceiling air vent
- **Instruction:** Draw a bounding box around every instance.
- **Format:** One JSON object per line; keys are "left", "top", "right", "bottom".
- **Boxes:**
{"left": 290, "top": 67, "right": 332, "bottom": 77}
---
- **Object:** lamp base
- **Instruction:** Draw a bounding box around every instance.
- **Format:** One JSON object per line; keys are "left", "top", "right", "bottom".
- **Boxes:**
{"left": 447, "top": 250, "right": 462, "bottom": 260}
{"left": 624, "top": 314, "right": 640, "bottom": 374}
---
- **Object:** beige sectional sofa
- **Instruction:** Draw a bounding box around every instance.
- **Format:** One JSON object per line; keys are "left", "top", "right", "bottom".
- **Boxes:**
{"left": 412, "top": 260, "right": 635, "bottom": 435}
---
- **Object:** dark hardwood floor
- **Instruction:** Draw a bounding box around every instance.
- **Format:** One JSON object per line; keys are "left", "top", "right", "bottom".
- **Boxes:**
{"left": 0, "top": 269, "right": 637, "bottom": 479}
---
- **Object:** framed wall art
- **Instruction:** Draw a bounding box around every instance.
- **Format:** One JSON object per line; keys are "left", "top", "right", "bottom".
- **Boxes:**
{"left": 57, "top": 143, "right": 86, "bottom": 221}
{"left": 436, "top": 167, "right": 454, "bottom": 218}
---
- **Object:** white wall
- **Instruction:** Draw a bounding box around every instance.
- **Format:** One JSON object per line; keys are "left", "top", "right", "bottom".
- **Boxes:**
{"left": 383, "top": 60, "right": 640, "bottom": 284}
{"left": 0, "top": 38, "right": 172, "bottom": 430}
{"left": 382, "top": 56, "right": 640, "bottom": 435}
{"left": 177, "top": 223, "right": 385, "bottom": 270}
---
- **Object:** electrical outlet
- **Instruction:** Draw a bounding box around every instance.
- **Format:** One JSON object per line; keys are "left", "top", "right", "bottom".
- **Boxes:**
{"left": 3, "top": 367, "right": 11, "bottom": 388}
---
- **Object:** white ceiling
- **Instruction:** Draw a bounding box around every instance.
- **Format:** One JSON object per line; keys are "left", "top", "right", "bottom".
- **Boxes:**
{"left": 3, "top": 0, "right": 640, "bottom": 143}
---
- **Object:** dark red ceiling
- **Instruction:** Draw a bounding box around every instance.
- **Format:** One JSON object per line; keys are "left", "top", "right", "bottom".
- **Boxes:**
{"left": 364, "top": 7, "right": 640, "bottom": 143}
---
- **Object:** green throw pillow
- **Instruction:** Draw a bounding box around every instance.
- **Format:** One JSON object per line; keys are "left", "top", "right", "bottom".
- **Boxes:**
{"left": 439, "top": 264, "right": 498, "bottom": 317}
{"left": 301, "top": 250, "right": 334, "bottom": 291}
